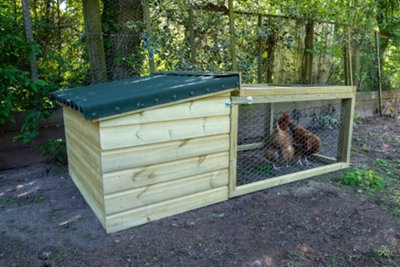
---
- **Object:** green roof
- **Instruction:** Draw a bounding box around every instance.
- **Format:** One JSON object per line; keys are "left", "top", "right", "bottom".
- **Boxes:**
{"left": 50, "top": 72, "right": 239, "bottom": 120}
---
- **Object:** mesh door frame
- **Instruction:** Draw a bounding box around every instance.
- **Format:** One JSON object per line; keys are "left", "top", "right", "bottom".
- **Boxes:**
{"left": 228, "top": 85, "right": 356, "bottom": 198}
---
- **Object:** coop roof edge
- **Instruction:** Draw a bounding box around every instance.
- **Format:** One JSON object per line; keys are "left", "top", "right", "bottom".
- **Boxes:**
{"left": 50, "top": 72, "right": 240, "bottom": 120}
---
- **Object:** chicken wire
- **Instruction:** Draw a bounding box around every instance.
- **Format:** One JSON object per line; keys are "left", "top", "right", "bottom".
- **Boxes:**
{"left": 236, "top": 100, "right": 346, "bottom": 186}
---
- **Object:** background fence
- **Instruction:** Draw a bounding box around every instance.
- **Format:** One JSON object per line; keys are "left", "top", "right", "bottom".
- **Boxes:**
{"left": 9, "top": 0, "right": 398, "bottom": 92}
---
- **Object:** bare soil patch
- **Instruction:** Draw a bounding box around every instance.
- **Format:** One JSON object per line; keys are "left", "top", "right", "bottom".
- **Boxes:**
{"left": 1, "top": 116, "right": 400, "bottom": 266}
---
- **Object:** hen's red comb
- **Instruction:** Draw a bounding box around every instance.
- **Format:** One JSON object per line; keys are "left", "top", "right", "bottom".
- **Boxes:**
{"left": 283, "top": 113, "right": 290, "bottom": 119}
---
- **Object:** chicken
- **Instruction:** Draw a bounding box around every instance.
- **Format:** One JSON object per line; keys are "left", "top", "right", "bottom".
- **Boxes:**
{"left": 287, "top": 116, "right": 322, "bottom": 166}
{"left": 265, "top": 114, "right": 294, "bottom": 169}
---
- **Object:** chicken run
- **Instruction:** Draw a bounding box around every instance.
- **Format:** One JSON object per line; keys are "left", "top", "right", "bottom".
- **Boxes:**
{"left": 230, "top": 84, "right": 356, "bottom": 197}
{"left": 236, "top": 100, "right": 344, "bottom": 186}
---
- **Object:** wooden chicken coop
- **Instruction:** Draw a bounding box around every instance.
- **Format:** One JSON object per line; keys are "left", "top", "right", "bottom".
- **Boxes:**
{"left": 51, "top": 72, "right": 239, "bottom": 233}
{"left": 51, "top": 72, "right": 356, "bottom": 233}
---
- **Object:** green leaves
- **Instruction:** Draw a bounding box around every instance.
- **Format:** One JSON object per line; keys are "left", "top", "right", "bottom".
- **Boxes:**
{"left": 338, "top": 168, "right": 386, "bottom": 190}
{"left": 37, "top": 138, "right": 67, "bottom": 162}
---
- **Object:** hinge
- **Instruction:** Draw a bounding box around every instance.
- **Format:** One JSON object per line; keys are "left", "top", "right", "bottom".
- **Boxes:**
{"left": 225, "top": 96, "right": 253, "bottom": 106}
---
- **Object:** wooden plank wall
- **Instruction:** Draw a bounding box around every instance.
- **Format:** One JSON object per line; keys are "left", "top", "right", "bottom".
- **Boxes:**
{"left": 99, "top": 94, "right": 232, "bottom": 233}
{"left": 63, "top": 108, "right": 106, "bottom": 227}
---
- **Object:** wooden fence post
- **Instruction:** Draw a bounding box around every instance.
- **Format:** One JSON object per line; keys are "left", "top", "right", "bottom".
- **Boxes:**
{"left": 257, "top": 14, "right": 262, "bottom": 83}
{"left": 343, "top": 26, "right": 354, "bottom": 86}
{"left": 188, "top": 4, "right": 196, "bottom": 64}
{"left": 347, "top": 26, "right": 353, "bottom": 86}
{"left": 142, "top": 0, "right": 155, "bottom": 73}
{"left": 228, "top": 0, "right": 238, "bottom": 71}
{"left": 302, "top": 20, "right": 314, "bottom": 84}
{"left": 375, "top": 31, "right": 383, "bottom": 116}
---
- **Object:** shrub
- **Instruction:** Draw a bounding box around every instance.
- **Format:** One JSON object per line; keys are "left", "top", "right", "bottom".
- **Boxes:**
{"left": 337, "top": 168, "right": 385, "bottom": 190}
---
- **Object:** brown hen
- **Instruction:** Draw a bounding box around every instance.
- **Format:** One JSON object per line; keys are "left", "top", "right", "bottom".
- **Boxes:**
{"left": 265, "top": 114, "right": 294, "bottom": 169}
{"left": 287, "top": 117, "right": 322, "bottom": 166}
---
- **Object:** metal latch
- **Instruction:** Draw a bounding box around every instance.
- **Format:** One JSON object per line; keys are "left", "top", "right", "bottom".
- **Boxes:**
{"left": 225, "top": 96, "right": 253, "bottom": 106}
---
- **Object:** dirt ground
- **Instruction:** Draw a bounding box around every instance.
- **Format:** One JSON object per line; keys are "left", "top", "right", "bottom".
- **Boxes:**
{"left": 1, "top": 116, "right": 400, "bottom": 266}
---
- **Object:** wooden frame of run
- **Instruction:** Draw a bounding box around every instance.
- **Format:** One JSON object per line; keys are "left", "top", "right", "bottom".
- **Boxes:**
{"left": 228, "top": 84, "right": 356, "bottom": 198}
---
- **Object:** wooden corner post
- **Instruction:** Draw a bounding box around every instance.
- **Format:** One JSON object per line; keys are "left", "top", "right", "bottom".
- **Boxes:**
{"left": 337, "top": 94, "right": 356, "bottom": 164}
{"left": 229, "top": 104, "right": 238, "bottom": 197}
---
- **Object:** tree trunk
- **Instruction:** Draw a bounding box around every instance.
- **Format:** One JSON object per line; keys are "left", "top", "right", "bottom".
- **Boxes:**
{"left": 82, "top": 0, "right": 108, "bottom": 84}
{"left": 265, "top": 33, "right": 276, "bottom": 83}
{"left": 102, "top": 0, "right": 144, "bottom": 80}
{"left": 21, "top": 0, "right": 38, "bottom": 81}
{"left": 302, "top": 20, "right": 314, "bottom": 84}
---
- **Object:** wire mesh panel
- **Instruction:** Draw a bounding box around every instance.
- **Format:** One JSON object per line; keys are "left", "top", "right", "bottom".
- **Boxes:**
{"left": 236, "top": 99, "right": 345, "bottom": 186}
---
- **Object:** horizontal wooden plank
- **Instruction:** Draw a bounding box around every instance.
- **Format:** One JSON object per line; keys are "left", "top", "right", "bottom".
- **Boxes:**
{"left": 67, "top": 141, "right": 103, "bottom": 196}
{"left": 103, "top": 151, "right": 229, "bottom": 194}
{"left": 232, "top": 92, "right": 356, "bottom": 104}
{"left": 105, "top": 187, "right": 228, "bottom": 233}
{"left": 100, "top": 96, "right": 230, "bottom": 127}
{"left": 69, "top": 159, "right": 105, "bottom": 228}
{"left": 236, "top": 85, "right": 356, "bottom": 96}
{"left": 105, "top": 169, "right": 229, "bottom": 215}
{"left": 68, "top": 152, "right": 104, "bottom": 210}
{"left": 63, "top": 108, "right": 100, "bottom": 148}
{"left": 97, "top": 90, "right": 233, "bottom": 122}
{"left": 65, "top": 127, "right": 102, "bottom": 185}
{"left": 237, "top": 142, "right": 264, "bottom": 151}
{"left": 100, "top": 115, "right": 230, "bottom": 150}
{"left": 230, "top": 162, "right": 349, "bottom": 198}
{"left": 101, "top": 134, "right": 230, "bottom": 172}
{"left": 310, "top": 154, "right": 337, "bottom": 164}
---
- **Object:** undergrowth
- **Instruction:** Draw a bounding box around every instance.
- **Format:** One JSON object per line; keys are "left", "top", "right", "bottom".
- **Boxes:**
{"left": 37, "top": 138, "right": 66, "bottom": 163}
{"left": 336, "top": 168, "right": 385, "bottom": 190}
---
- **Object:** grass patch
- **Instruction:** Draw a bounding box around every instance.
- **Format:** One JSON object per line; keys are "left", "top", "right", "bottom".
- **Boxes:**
{"left": 257, "top": 164, "right": 272, "bottom": 174}
{"left": 1, "top": 197, "right": 17, "bottom": 204}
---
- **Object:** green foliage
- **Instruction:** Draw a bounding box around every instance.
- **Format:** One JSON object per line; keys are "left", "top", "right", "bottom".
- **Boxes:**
{"left": 353, "top": 112, "right": 363, "bottom": 125}
{"left": 337, "top": 168, "right": 385, "bottom": 190}
{"left": 257, "top": 164, "right": 272, "bottom": 174}
{"left": 312, "top": 104, "right": 338, "bottom": 130}
{"left": 0, "top": 2, "right": 54, "bottom": 144}
{"left": 312, "top": 114, "right": 338, "bottom": 129}
{"left": 377, "top": 247, "right": 391, "bottom": 258}
{"left": 1, "top": 0, "right": 87, "bottom": 145}
{"left": 376, "top": 158, "right": 388, "bottom": 167}
{"left": 37, "top": 138, "right": 67, "bottom": 163}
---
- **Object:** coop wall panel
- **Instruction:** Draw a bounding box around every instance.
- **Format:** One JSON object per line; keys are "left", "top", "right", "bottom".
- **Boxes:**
{"left": 100, "top": 134, "right": 230, "bottom": 173}
{"left": 99, "top": 115, "right": 230, "bottom": 150}
{"left": 99, "top": 95, "right": 230, "bottom": 127}
{"left": 63, "top": 108, "right": 100, "bottom": 148}
{"left": 102, "top": 151, "right": 229, "bottom": 194}
{"left": 68, "top": 155, "right": 105, "bottom": 227}
{"left": 66, "top": 136, "right": 103, "bottom": 195}
{"left": 63, "top": 108, "right": 105, "bottom": 226}
{"left": 105, "top": 187, "right": 228, "bottom": 233}
{"left": 104, "top": 169, "right": 229, "bottom": 215}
